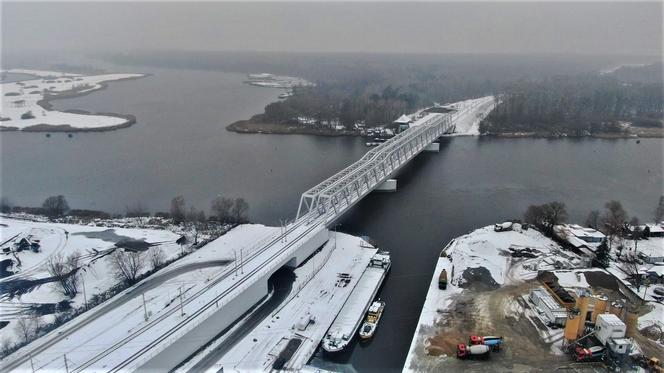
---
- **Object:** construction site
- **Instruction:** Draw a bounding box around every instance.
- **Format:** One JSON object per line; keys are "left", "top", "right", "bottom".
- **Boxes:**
{"left": 405, "top": 224, "right": 664, "bottom": 373}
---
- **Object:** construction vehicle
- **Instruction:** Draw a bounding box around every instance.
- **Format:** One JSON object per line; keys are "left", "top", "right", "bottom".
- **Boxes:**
{"left": 456, "top": 344, "right": 490, "bottom": 360}
{"left": 469, "top": 335, "right": 504, "bottom": 350}
{"left": 438, "top": 269, "right": 447, "bottom": 290}
{"left": 574, "top": 346, "right": 605, "bottom": 362}
{"left": 644, "top": 357, "right": 664, "bottom": 373}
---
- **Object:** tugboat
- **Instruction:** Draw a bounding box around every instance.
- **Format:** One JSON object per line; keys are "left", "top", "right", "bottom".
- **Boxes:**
{"left": 359, "top": 300, "right": 385, "bottom": 339}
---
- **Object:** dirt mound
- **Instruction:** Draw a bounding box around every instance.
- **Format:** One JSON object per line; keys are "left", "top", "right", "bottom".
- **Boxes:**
{"left": 583, "top": 270, "right": 619, "bottom": 291}
{"left": 460, "top": 267, "right": 499, "bottom": 291}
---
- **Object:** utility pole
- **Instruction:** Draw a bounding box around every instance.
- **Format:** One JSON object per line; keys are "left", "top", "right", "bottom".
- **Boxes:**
{"left": 29, "top": 354, "right": 35, "bottom": 373}
{"left": 63, "top": 354, "right": 69, "bottom": 373}
{"left": 81, "top": 274, "right": 88, "bottom": 311}
{"left": 240, "top": 249, "right": 244, "bottom": 274}
{"left": 234, "top": 250, "right": 238, "bottom": 276}
{"left": 142, "top": 293, "right": 148, "bottom": 321}
{"left": 179, "top": 287, "right": 184, "bottom": 316}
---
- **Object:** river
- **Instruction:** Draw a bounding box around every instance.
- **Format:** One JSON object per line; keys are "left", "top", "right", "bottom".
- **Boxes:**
{"left": 1, "top": 65, "right": 662, "bottom": 372}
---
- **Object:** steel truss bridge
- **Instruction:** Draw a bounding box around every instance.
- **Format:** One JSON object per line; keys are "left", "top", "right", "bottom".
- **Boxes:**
{"left": 296, "top": 101, "right": 481, "bottom": 224}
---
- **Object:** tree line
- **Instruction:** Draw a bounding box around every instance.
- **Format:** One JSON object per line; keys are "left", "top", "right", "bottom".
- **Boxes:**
{"left": 524, "top": 196, "right": 664, "bottom": 284}
{"left": 481, "top": 72, "right": 663, "bottom": 135}
{"left": 0, "top": 194, "right": 250, "bottom": 225}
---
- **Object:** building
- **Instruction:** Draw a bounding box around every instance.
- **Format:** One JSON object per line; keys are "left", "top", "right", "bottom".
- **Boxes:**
{"left": 644, "top": 223, "right": 664, "bottom": 238}
{"left": 645, "top": 265, "right": 664, "bottom": 283}
{"left": 394, "top": 114, "right": 412, "bottom": 133}
{"left": 554, "top": 224, "right": 606, "bottom": 264}
{"left": 530, "top": 287, "right": 567, "bottom": 326}
{"left": 595, "top": 313, "right": 626, "bottom": 345}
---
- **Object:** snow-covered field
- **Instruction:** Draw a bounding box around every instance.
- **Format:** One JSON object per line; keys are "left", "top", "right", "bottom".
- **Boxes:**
{"left": 0, "top": 216, "right": 182, "bottom": 352}
{"left": 404, "top": 223, "right": 582, "bottom": 371}
{"left": 1, "top": 68, "right": 143, "bottom": 131}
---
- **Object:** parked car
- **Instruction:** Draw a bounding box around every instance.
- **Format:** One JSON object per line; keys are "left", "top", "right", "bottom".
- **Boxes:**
{"left": 494, "top": 222, "right": 513, "bottom": 232}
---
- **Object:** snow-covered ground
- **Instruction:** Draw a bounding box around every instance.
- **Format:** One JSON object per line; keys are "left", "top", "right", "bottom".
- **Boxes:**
{"left": 0, "top": 217, "right": 182, "bottom": 355}
{"left": 404, "top": 223, "right": 582, "bottom": 371}
{"left": 182, "top": 233, "right": 379, "bottom": 372}
{"left": 447, "top": 96, "right": 496, "bottom": 135}
{"left": 1, "top": 68, "right": 143, "bottom": 131}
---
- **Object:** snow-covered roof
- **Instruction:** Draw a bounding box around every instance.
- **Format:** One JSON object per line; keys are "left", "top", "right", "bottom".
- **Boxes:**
{"left": 597, "top": 313, "right": 625, "bottom": 328}
{"left": 646, "top": 224, "right": 664, "bottom": 233}
{"left": 394, "top": 114, "right": 412, "bottom": 124}
{"left": 647, "top": 265, "right": 664, "bottom": 276}
{"left": 532, "top": 287, "right": 564, "bottom": 311}
{"left": 555, "top": 224, "right": 605, "bottom": 249}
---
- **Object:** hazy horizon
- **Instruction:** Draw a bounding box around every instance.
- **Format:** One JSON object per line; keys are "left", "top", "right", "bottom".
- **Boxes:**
{"left": 2, "top": 2, "right": 662, "bottom": 57}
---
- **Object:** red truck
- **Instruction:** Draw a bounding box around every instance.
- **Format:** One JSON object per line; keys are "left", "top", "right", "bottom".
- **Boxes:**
{"left": 469, "top": 335, "right": 504, "bottom": 351}
{"left": 575, "top": 346, "right": 605, "bottom": 362}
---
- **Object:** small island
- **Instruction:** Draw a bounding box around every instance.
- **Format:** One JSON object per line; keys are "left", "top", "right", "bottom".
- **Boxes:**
{"left": 1, "top": 69, "right": 145, "bottom": 132}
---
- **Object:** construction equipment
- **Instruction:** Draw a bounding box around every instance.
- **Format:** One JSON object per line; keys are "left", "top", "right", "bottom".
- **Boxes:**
{"left": 649, "top": 357, "right": 664, "bottom": 373}
{"left": 438, "top": 269, "right": 448, "bottom": 290}
{"left": 574, "top": 346, "right": 606, "bottom": 362}
{"left": 469, "top": 335, "right": 504, "bottom": 350}
{"left": 456, "top": 344, "right": 490, "bottom": 360}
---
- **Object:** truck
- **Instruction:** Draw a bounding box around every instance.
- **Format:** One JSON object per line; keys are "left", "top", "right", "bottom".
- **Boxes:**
{"left": 575, "top": 346, "right": 605, "bottom": 362}
{"left": 438, "top": 269, "right": 448, "bottom": 290}
{"left": 457, "top": 344, "right": 490, "bottom": 360}
{"left": 469, "top": 335, "right": 504, "bottom": 351}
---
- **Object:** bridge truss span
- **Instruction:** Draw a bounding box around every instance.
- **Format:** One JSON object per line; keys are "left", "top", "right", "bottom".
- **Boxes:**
{"left": 296, "top": 112, "right": 453, "bottom": 222}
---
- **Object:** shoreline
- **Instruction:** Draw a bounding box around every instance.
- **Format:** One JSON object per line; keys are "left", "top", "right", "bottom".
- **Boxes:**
{"left": 227, "top": 115, "right": 663, "bottom": 139}
{"left": 226, "top": 114, "right": 361, "bottom": 137}
{"left": 1, "top": 73, "right": 147, "bottom": 133}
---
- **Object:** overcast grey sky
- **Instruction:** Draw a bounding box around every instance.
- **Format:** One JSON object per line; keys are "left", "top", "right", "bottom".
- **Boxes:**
{"left": 2, "top": 2, "right": 662, "bottom": 56}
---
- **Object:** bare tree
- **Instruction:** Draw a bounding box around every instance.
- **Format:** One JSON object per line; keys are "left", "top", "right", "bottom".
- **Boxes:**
{"left": 211, "top": 196, "right": 233, "bottom": 223}
{"left": 108, "top": 250, "right": 145, "bottom": 284}
{"left": 656, "top": 196, "right": 664, "bottom": 223}
{"left": 42, "top": 195, "right": 69, "bottom": 218}
{"left": 14, "top": 315, "right": 40, "bottom": 343}
{"left": 524, "top": 201, "right": 567, "bottom": 234}
{"left": 629, "top": 217, "right": 643, "bottom": 253}
{"left": 600, "top": 200, "right": 628, "bottom": 251}
{"left": 585, "top": 210, "right": 600, "bottom": 229}
{"left": 170, "top": 196, "right": 186, "bottom": 224}
{"left": 186, "top": 207, "right": 206, "bottom": 244}
{"left": 231, "top": 198, "right": 250, "bottom": 224}
{"left": 620, "top": 253, "right": 644, "bottom": 291}
{"left": 148, "top": 247, "right": 166, "bottom": 269}
{"left": 45, "top": 252, "right": 79, "bottom": 297}
{"left": 126, "top": 202, "right": 150, "bottom": 225}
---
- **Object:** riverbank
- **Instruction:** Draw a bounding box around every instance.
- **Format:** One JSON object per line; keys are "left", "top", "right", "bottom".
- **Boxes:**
{"left": 0, "top": 69, "right": 145, "bottom": 132}
{"left": 483, "top": 127, "right": 663, "bottom": 139}
{"left": 226, "top": 114, "right": 360, "bottom": 136}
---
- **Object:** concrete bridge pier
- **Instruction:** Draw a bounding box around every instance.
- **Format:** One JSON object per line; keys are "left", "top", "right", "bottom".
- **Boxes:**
{"left": 424, "top": 142, "right": 440, "bottom": 152}
{"left": 375, "top": 178, "right": 397, "bottom": 192}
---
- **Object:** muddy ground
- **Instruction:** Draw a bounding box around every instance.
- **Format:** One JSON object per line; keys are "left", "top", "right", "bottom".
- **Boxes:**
{"left": 412, "top": 276, "right": 663, "bottom": 372}
{"left": 424, "top": 282, "right": 572, "bottom": 372}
